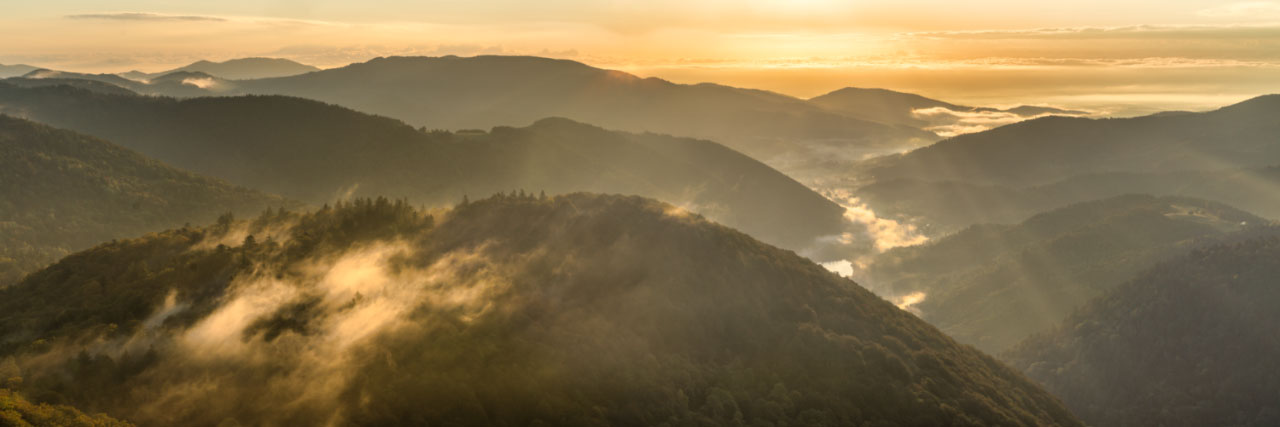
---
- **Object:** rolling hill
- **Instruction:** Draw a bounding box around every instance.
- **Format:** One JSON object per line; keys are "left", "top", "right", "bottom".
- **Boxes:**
{"left": 1005, "top": 232, "right": 1280, "bottom": 426}
{"left": 865, "top": 195, "right": 1265, "bottom": 354}
{"left": 0, "top": 115, "right": 290, "bottom": 287}
{"left": 856, "top": 167, "right": 1280, "bottom": 237}
{"left": 861, "top": 95, "right": 1280, "bottom": 186}
{"left": 227, "top": 55, "right": 936, "bottom": 169}
{"left": 0, "top": 82, "right": 845, "bottom": 250}
{"left": 119, "top": 58, "right": 319, "bottom": 81}
{"left": 0, "top": 193, "right": 1081, "bottom": 426}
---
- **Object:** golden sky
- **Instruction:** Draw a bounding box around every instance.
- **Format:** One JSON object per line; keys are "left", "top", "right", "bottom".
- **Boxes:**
{"left": 3, "top": 0, "right": 1280, "bottom": 113}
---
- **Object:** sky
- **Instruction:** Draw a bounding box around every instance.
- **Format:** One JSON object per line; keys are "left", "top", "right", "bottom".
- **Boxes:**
{"left": 3, "top": 0, "right": 1280, "bottom": 114}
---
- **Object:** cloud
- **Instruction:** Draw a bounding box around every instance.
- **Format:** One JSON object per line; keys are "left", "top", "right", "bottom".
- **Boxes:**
{"left": 909, "top": 24, "right": 1280, "bottom": 40}
{"left": 913, "top": 106, "right": 1090, "bottom": 137}
{"left": 66, "top": 12, "right": 227, "bottom": 22}
{"left": 1198, "top": 2, "right": 1280, "bottom": 18}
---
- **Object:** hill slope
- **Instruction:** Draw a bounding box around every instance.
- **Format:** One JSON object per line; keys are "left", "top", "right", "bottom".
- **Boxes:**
{"left": 866, "top": 195, "right": 1264, "bottom": 353}
{"left": 0, "top": 194, "right": 1081, "bottom": 426}
{"left": 856, "top": 167, "right": 1280, "bottom": 236}
{"left": 862, "top": 95, "right": 1280, "bottom": 186}
{"left": 1005, "top": 233, "right": 1280, "bottom": 427}
{"left": 0, "top": 83, "right": 844, "bottom": 250}
{"left": 0, "top": 115, "right": 289, "bottom": 286}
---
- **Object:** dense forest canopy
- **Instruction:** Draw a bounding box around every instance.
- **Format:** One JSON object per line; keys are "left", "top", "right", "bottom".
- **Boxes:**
{"left": 1004, "top": 232, "right": 1280, "bottom": 427}
{"left": 0, "top": 194, "right": 1081, "bottom": 426}
{"left": 0, "top": 115, "right": 289, "bottom": 287}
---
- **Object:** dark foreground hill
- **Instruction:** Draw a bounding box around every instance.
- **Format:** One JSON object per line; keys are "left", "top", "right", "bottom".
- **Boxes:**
{"left": 0, "top": 194, "right": 1081, "bottom": 426}
{"left": 0, "top": 116, "right": 288, "bottom": 287}
{"left": 866, "top": 195, "right": 1264, "bottom": 354}
{"left": 1005, "top": 232, "right": 1280, "bottom": 427}
{"left": 862, "top": 95, "right": 1280, "bottom": 186}
{"left": 0, "top": 82, "right": 843, "bottom": 250}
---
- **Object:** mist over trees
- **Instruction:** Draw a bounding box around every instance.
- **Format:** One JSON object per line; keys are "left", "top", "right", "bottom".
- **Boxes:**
{"left": 0, "top": 194, "right": 1081, "bottom": 426}
{"left": 866, "top": 195, "right": 1265, "bottom": 354}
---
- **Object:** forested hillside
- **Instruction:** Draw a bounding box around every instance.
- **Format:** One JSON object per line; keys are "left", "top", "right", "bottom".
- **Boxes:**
{"left": 866, "top": 195, "right": 1264, "bottom": 353}
{"left": 1005, "top": 232, "right": 1280, "bottom": 426}
{"left": 0, "top": 83, "right": 844, "bottom": 250}
{"left": 0, "top": 194, "right": 1081, "bottom": 426}
{"left": 0, "top": 116, "right": 288, "bottom": 287}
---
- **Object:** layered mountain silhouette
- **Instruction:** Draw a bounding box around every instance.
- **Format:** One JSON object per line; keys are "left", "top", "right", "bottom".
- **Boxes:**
{"left": 0, "top": 64, "right": 41, "bottom": 79}
{"left": 0, "top": 193, "right": 1082, "bottom": 426}
{"left": 226, "top": 56, "right": 937, "bottom": 170}
{"left": 0, "top": 115, "right": 289, "bottom": 287}
{"left": 0, "top": 82, "right": 844, "bottom": 250}
{"left": 119, "top": 58, "right": 319, "bottom": 81}
{"left": 809, "top": 87, "right": 1085, "bottom": 129}
{"left": 861, "top": 95, "right": 1280, "bottom": 186}
{"left": 1005, "top": 231, "right": 1280, "bottom": 426}
{"left": 866, "top": 194, "right": 1264, "bottom": 353}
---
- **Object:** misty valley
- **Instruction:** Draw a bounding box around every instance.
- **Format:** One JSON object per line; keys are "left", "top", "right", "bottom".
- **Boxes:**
{"left": 3, "top": 5, "right": 1280, "bottom": 426}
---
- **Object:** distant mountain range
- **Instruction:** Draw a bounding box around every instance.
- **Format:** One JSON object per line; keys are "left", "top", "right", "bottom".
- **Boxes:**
{"left": 0, "top": 64, "right": 40, "bottom": 79}
{"left": 0, "top": 193, "right": 1083, "bottom": 426}
{"left": 866, "top": 194, "right": 1264, "bottom": 354}
{"left": 851, "top": 95, "right": 1280, "bottom": 238}
{"left": 0, "top": 115, "right": 289, "bottom": 286}
{"left": 809, "top": 87, "right": 1085, "bottom": 130}
{"left": 120, "top": 57, "right": 320, "bottom": 81}
{"left": 1005, "top": 230, "right": 1280, "bottom": 426}
{"left": 862, "top": 95, "right": 1280, "bottom": 186}
{"left": 0, "top": 82, "right": 845, "bottom": 251}
{"left": 4, "top": 56, "right": 1095, "bottom": 183}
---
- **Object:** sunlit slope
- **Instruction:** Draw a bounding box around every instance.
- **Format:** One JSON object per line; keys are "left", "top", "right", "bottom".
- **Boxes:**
{"left": 0, "top": 115, "right": 288, "bottom": 286}
{"left": 862, "top": 95, "right": 1280, "bottom": 186}
{"left": 0, "top": 388, "right": 132, "bottom": 427}
{"left": 0, "top": 82, "right": 843, "bottom": 250}
{"left": 1005, "top": 232, "right": 1280, "bottom": 427}
{"left": 867, "top": 195, "right": 1265, "bottom": 354}
{"left": 0, "top": 194, "right": 1081, "bottom": 426}
{"left": 858, "top": 167, "right": 1280, "bottom": 236}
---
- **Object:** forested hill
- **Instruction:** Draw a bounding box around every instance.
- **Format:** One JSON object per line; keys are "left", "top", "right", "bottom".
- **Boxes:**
{"left": 1005, "top": 231, "right": 1280, "bottom": 427}
{"left": 867, "top": 194, "right": 1265, "bottom": 354}
{"left": 0, "top": 82, "right": 844, "bottom": 250}
{"left": 0, "top": 193, "right": 1081, "bottom": 426}
{"left": 0, "top": 115, "right": 289, "bottom": 287}
{"left": 862, "top": 94, "right": 1280, "bottom": 186}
